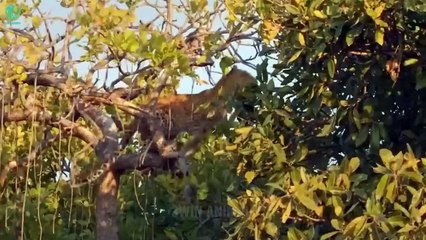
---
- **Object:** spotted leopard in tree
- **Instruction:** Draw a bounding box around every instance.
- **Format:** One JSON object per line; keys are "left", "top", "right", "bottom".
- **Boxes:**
{"left": 70, "top": 66, "right": 257, "bottom": 187}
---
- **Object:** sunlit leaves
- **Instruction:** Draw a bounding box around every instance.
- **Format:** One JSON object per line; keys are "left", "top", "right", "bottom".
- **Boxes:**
{"left": 375, "top": 28, "right": 385, "bottom": 45}
{"left": 220, "top": 56, "right": 234, "bottom": 73}
{"left": 284, "top": 4, "right": 301, "bottom": 15}
{"left": 343, "top": 216, "right": 367, "bottom": 236}
{"left": 298, "top": 33, "right": 306, "bottom": 46}
{"left": 403, "top": 58, "right": 418, "bottom": 66}
{"left": 225, "top": 0, "right": 246, "bottom": 23}
{"left": 32, "top": 16, "right": 42, "bottom": 28}
{"left": 260, "top": 20, "right": 281, "bottom": 43}
{"left": 345, "top": 26, "right": 362, "bottom": 46}
{"left": 23, "top": 43, "right": 44, "bottom": 65}
{"left": 190, "top": 0, "right": 207, "bottom": 13}
{"left": 244, "top": 171, "right": 256, "bottom": 183}
{"left": 375, "top": 174, "right": 388, "bottom": 200}
{"left": 348, "top": 157, "right": 360, "bottom": 174}
{"left": 313, "top": 10, "right": 327, "bottom": 19}
{"left": 288, "top": 49, "right": 303, "bottom": 64}
{"left": 281, "top": 200, "right": 292, "bottom": 223}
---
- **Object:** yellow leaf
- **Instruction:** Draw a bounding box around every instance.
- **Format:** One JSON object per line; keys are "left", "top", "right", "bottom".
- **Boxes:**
{"left": 298, "top": 33, "right": 305, "bottom": 46}
{"left": 261, "top": 20, "right": 280, "bottom": 43}
{"left": 235, "top": 126, "right": 253, "bottom": 135}
{"left": 225, "top": 145, "right": 238, "bottom": 151}
{"left": 332, "top": 196, "right": 344, "bottom": 217}
{"left": 379, "top": 148, "right": 393, "bottom": 165}
{"left": 375, "top": 174, "right": 388, "bottom": 200}
{"left": 385, "top": 181, "right": 396, "bottom": 202}
{"left": 348, "top": 157, "right": 360, "bottom": 173}
{"left": 288, "top": 49, "right": 303, "bottom": 64}
{"left": 295, "top": 190, "right": 318, "bottom": 211}
{"left": 265, "top": 222, "right": 278, "bottom": 237}
{"left": 16, "top": 65, "right": 24, "bottom": 74}
{"left": 344, "top": 216, "right": 367, "bottom": 235}
{"left": 32, "top": 16, "right": 42, "bottom": 28}
{"left": 403, "top": 58, "right": 418, "bottom": 66}
{"left": 244, "top": 171, "right": 256, "bottom": 184}
{"left": 375, "top": 28, "right": 384, "bottom": 45}
{"left": 99, "top": 8, "right": 109, "bottom": 17}
{"left": 281, "top": 201, "right": 292, "bottom": 223}
{"left": 313, "top": 10, "right": 327, "bottom": 19}
{"left": 19, "top": 73, "right": 27, "bottom": 82}
{"left": 24, "top": 44, "right": 43, "bottom": 65}
{"left": 419, "top": 205, "right": 426, "bottom": 217}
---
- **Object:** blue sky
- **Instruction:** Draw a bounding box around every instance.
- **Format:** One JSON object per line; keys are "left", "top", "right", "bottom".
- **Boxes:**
{"left": 11, "top": 0, "right": 273, "bottom": 94}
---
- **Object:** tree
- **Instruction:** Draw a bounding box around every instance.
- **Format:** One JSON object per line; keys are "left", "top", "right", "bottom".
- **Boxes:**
{"left": 222, "top": 0, "right": 426, "bottom": 239}
{"left": 0, "top": 0, "right": 259, "bottom": 239}
{"left": 3, "top": 0, "right": 426, "bottom": 239}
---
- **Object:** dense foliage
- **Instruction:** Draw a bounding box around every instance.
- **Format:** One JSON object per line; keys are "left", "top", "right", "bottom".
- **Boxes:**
{"left": 0, "top": 0, "right": 426, "bottom": 239}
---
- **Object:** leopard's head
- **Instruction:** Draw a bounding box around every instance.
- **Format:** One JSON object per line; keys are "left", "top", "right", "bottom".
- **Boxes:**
{"left": 216, "top": 66, "right": 258, "bottom": 98}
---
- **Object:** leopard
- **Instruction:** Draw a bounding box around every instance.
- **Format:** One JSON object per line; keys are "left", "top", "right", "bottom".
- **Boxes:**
{"left": 70, "top": 66, "right": 257, "bottom": 187}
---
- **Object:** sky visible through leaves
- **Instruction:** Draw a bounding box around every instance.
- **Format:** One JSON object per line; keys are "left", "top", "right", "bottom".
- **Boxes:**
{"left": 16, "top": 0, "right": 273, "bottom": 94}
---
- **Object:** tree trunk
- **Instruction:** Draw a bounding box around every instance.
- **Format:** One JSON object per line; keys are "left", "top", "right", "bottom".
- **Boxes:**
{"left": 96, "top": 170, "right": 120, "bottom": 240}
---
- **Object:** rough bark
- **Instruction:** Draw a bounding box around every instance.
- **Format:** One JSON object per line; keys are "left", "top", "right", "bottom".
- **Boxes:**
{"left": 95, "top": 169, "right": 120, "bottom": 240}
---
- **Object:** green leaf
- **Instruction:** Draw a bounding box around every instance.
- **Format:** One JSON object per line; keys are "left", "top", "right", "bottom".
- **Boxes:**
{"left": 104, "top": 105, "right": 117, "bottom": 115}
{"left": 294, "top": 144, "right": 308, "bottom": 162}
{"left": 288, "top": 49, "right": 303, "bottom": 64}
{"left": 327, "top": 58, "right": 335, "bottom": 78}
{"left": 415, "top": 71, "right": 426, "bottom": 90}
{"left": 272, "top": 143, "right": 286, "bottom": 163}
{"left": 345, "top": 27, "right": 362, "bottom": 46}
{"left": 394, "top": 202, "right": 410, "bottom": 218}
{"left": 284, "top": 4, "right": 301, "bottom": 15}
{"left": 331, "top": 219, "right": 343, "bottom": 230}
{"left": 355, "top": 126, "right": 369, "bottom": 147}
{"left": 370, "top": 123, "right": 380, "bottom": 153}
{"left": 352, "top": 108, "right": 361, "bottom": 130}
{"left": 265, "top": 222, "right": 278, "bottom": 237}
{"left": 164, "top": 229, "right": 179, "bottom": 240}
{"left": 287, "top": 227, "right": 305, "bottom": 240}
{"left": 398, "top": 224, "right": 415, "bottom": 233}
{"left": 387, "top": 215, "right": 406, "bottom": 227}
{"left": 227, "top": 198, "right": 245, "bottom": 217}
{"left": 320, "top": 231, "right": 340, "bottom": 240}
{"left": 220, "top": 56, "right": 234, "bottom": 73}
{"left": 375, "top": 174, "right": 388, "bottom": 201}
{"left": 375, "top": 28, "right": 385, "bottom": 45}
